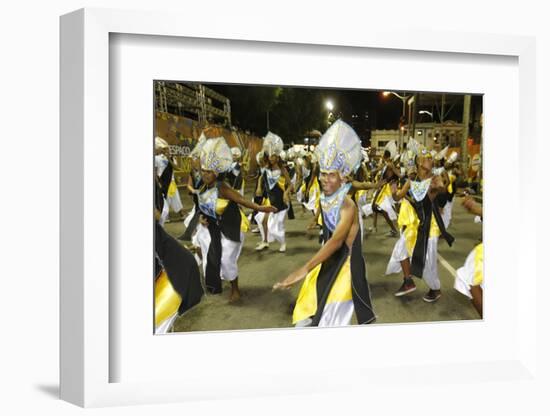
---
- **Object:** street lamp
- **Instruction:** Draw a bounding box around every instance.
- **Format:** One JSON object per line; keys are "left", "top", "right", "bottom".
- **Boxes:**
{"left": 325, "top": 99, "right": 335, "bottom": 126}
{"left": 382, "top": 91, "right": 411, "bottom": 150}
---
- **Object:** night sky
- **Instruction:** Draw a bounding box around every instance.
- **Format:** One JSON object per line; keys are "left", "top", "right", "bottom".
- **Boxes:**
{"left": 205, "top": 82, "right": 481, "bottom": 145}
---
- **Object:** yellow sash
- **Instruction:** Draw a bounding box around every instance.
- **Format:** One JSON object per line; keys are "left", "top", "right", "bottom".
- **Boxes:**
{"left": 154, "top": 270, "right": 181, "bottom": 328}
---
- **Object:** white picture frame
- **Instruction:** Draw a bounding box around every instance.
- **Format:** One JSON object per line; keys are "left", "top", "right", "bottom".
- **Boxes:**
{"left": 60, "top": 7, "right": 539, "bottom": 408}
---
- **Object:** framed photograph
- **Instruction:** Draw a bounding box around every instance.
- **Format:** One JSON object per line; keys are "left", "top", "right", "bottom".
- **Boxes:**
{"left": 60, "top": 7, "right": 538, "bottom": 408}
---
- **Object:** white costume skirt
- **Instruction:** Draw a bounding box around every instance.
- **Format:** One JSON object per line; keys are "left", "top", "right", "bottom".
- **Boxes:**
{"left": 377, "top": 195, "right": 397, "bottom": 221}
{"left": 296, "top": 186, "right": 304, "bottom": 203}
{"left": 183, "top": 205, "right": 196, "bottom": 228}
{"left": 195, "top": 224, "right": 244, "bottom": 282}
{"left": 155, "top": 312, "right": 178, "bottom": 335}
{"left": 455, "top": 245, "right": 484, "bottom": 299}
{"left": 167, "top": 189, "right": 183, "bottom": 213}
{"left": 303, "top": 186, "right": 319, "bottom": 212}
{"left": 385, "top": 233, "right": 441, "bottom": 290}
{"left": 255, "top": 209, "right": 288, "bottom": 244}
{"left": 159, "top": 198, "right": 169, "bottom": 226}
{"left": 361, "top": 203, "right": 374, "bottom": 218}
{"left": 441, "top": 200, "right": 453, "bottom": 229}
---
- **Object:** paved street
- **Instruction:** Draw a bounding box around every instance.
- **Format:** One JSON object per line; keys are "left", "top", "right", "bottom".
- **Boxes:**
{"left": 163, "top": 183, "right": 482, "bottom": 332}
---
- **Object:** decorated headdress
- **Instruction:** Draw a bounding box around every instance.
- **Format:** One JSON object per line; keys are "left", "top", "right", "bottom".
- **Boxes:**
{"left": 199, "top": 137, "right": 233, "bottom": 174}
{"left": 447, "top": 151, "right": 459, "bottom": 164}
{"left": 280, "top": 150, "right": 287, "bottom": 161}
{"left": 384, "top": 140, "right": 398, "bottom": 159}
{"left": 262, "top": 132, "right": 284, "bottom": 156}
{"left": 155, "top": 136, "right": 169, "bottom": 151}
{"left": 315, "top": 119, "right": 362, "bottom": 177}
{"left": 361, "top": 147, "right": 370, "bottom": 162}
{"left": 230, "top": 147, "right": 242, "bottom": 159}
{"left": 255, "top": 150, "right": 265, "bottom": 165}
{"left": 189, "top": 133, "right": 207, "bottom": 160}
{"left": 286, "top": 148, "right": 296, "bottom": 160}
{"left": 435, "top": 145, "right": 449, "bottom": 161}
{"left": 406, "top": 137, "right": 420, "bottom": 156}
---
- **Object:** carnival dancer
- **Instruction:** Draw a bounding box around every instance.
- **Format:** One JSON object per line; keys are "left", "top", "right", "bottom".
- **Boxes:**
{"left": 440, "top": 150, "right": 459, "bottom": 229}
{"left": 385, "top": 148, "right": 455, "bottom": 303}
{"left": 249, "top": 150, "right": 267, "bottom": 233}
{"left": 273, "top": 120, "right": 375, "bottom": 327}
{"left": 454, "top": 196, "right": 483, "bottom": 317}
{"left": 280, "top": 150, "right": 295, "bottom": 220}
{"left": 178, "top": 134, "right": 206, "bottom": 241}
{"left": 226, "top": 146, "right": 245, "bottom": 196}
{"left": 154, "top": 220, "right": 203, "bottom": 334}
{"left": 194, "top": 133, "right": 277, "bottom": 301}
{"left": 154, "top": 177, "right": 203, "bottom": 334}
{"left": 254, "top": 132, "right": 292, "bottom": 253}
{"left": 155, "top": 137, "right": 184, "bottom": 223}
{"left": 370, "top": 146, "right": 400, "bottom": 237}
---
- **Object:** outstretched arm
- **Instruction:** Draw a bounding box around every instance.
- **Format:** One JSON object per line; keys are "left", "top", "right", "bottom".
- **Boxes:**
{"left": 219, "top": 182, "right": 277, "bottom": 213}
{"left": 273, "top": 198, "right": 355, "bottom": 290}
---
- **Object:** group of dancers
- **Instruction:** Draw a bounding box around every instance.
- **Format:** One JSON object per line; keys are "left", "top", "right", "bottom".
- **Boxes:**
{"left": 153, "top": 121, "right": 483, "bottom": 334}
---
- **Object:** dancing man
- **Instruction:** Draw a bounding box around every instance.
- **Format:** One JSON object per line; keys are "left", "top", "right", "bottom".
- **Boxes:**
{"left": 273, "top": 120, "right": 375, "bottom": 327}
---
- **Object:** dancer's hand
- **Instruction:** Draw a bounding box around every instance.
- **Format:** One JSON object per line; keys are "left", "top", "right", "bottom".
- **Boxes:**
{"left": 273, "top": 267, "right": 308, "bottom": 291}
{"left": 261, "top": 205, "right": 278, "bottom": 213}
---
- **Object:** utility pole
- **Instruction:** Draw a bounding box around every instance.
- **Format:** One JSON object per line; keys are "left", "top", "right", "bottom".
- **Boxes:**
{"left": 461, "top": 94, "right": 472, "bottom": 174}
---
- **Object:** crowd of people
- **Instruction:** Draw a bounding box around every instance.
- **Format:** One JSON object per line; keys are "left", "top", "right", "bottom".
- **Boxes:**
{"left": 153, "top": 121, "right": 483, "bottom": 334}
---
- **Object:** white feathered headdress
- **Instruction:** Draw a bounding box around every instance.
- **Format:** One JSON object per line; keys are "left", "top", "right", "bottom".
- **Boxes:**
{"left": 447, "top": 151, "right": 459, "bottom": 164}
{"left": 315, "top": 119, "right": 362, "bottom": 177}
{"left": 155, "top": 136, "right": 169, "bottom": 151}
{"left": 384, "top": 140, "right": 398, "bottom": 159}
{"left": 435, "top": 145, "right": 449, "bottom": 161}
{"left": 262, "top": 132, "right": 284, "bottom": 156}
{"left": 189, "top": 133, "right": 207, "bottom": 160}
{"left": 199, "top": 137, "right": 233, "bottom": 174}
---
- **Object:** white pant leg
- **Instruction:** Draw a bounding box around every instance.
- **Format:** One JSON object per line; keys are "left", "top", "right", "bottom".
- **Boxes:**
{"left": 422, "top": 237, "right": 440, "bottom": 290}
{"left": 220, "top": 232, "right": 244, "bottom": 281}
{"left": 386, "top": 233, "right": 409, "bottom": 275}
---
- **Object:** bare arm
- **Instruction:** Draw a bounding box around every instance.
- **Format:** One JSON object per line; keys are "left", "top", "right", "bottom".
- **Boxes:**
{"left": 186, "top": 174, "right": 196, "bottom": 193}
{"left": 306, "top": 163, "right": 319, "bottom": 193}
{"left": 219, "top": 182, "right": 276, "bottom": 213}
{"left": 274, "top": 198, "right": 355, "bottom": 289}
{"left": 351, "top": 180, "right": 379, "bottom": 190}
{"left": 281, "top": 165, "right": 293, "bottom": 196}
{"left": 391, "top": 179, "right": 411, "bottom": 201}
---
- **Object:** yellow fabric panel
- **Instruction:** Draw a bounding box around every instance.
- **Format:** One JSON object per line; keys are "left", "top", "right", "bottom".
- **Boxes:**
{"left": 215, "top": 198, "right": 229, "bottom": 215}
{"left": 167, "top": 180, "right": 177, "bottom": 197}
{"left": 312, "top": 177, "right": 321, "bottom": 210}
{"left": 429, "top": 215, "right": 441, "bottom": 238}
{"left": 354, "top": 189, "right": 367, "bottom": 205}
{"left": 154, "top": 270, "right": 181, "bottom": 327}
{"left": 326, "top": 257, "right": 353, "bottom": 304}
{"left": 292, "top": 256, "right": 353, "bottom": 324}
{"left": 398, "top": 199, "right": 419, "bottom": 256}
{"left": 375, "top": 183, "right": 391, "bottom": 205}
{"left": 293, "top": 264, "right": 322, "bottom": 324}
{"left": 261, "top": 197, "right": 271, "bottom": 207}
{"left": 473, "top": 243, "right": 484, "bottom": 286}
{"left": 277, "top": 176, "right": 286, "bottom": 190}
{"left": 447, "top": 174, "right": 455, "bottom": 194}
{"left": 240, "top": 209, "right": 250, "bottom": 232}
